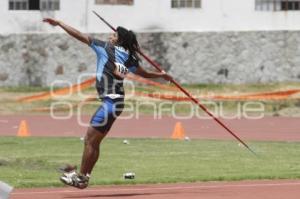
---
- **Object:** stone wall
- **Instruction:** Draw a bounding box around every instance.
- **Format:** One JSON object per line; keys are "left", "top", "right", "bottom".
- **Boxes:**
{"left": 0, "top": 31, "right": 300, "bottom": 86}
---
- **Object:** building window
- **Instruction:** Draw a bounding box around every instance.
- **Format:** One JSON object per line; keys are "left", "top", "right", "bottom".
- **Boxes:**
{"left": 95, "top": 0, "right": 134, "bottom": 5}
{"left": 40, "top": 0, "right": 59, "bottom": 10}
{"left": 9, "top": 0, "right": 60, "bottom": 10}
{"left": 171, "top": 0, "right": 201, "bottom": 8}
{"left": 9, "top": 0, "right": 28, "bottom": 10}
{"left": 255, "top": 0, "right": 300, "bottom": 11}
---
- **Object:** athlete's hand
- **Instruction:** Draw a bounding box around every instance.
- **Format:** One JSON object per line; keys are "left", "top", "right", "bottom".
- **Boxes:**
{"left": 160, "top": 71, "right": 173, "bottom": 82}
{"left": 43, "top": 18, "right": 60, "bottom": 26}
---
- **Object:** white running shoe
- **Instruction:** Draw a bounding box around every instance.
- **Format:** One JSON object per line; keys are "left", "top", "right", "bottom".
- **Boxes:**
{"left": 60, "top": 170, "right": 89, "bottom": 189}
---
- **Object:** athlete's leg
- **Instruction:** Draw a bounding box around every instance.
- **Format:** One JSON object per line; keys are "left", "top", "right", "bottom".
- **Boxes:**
{"left": 60, "top": 127, "right": 104, "bottom": 189}
{"left": 80, "top": 126, "right": 107, "bottom": 176}
{"left": 60, "top": 97, "right": 123, "bottom": 189}
{"left": 80, "top": 97, "right": 124, "bottom": 176}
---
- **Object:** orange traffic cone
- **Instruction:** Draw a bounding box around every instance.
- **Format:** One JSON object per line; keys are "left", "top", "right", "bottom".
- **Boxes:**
{"left": 17, "top": 120, "right": 30, "bottom": 137}
{"left": 171, "top": 122, "right": 185, "bottom": 140}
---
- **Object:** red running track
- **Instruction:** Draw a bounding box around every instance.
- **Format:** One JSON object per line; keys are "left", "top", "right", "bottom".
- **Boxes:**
{"left": 10, "top": 180, "right": 300, "bottom": 199}
{"left": 0, "top": 115, "right": 299, "bottom": 141}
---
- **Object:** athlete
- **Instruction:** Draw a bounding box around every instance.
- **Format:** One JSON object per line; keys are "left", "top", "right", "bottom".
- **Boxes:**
{"left": 43, "top": 18, "right": 172, "bottom": 189}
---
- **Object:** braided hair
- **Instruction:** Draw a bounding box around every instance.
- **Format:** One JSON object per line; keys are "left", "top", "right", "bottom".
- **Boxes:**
{"left": 116, "top": 26, "right": 140, "bottom": 62}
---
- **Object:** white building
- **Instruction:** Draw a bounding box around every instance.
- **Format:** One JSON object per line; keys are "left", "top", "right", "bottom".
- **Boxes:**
{"left": 1, "top": 0, "right": 300, "bottom": 34}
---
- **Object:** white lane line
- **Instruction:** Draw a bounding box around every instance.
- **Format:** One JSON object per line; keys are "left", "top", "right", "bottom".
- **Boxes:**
{"left": 11, "top": 182, "right": 300, "bottom": 195}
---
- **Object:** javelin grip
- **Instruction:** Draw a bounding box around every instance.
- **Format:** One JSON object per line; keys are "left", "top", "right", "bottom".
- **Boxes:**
{"left": 92, "top": 11, "right": 256, "bottom": 156}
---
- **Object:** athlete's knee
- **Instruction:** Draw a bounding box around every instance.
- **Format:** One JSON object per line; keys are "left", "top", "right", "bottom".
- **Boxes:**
{"left": 84, "top": 136, "right": 100, "bottom": 150}
{"left": 85, "top": 127, "right": 106, "bottom": 148}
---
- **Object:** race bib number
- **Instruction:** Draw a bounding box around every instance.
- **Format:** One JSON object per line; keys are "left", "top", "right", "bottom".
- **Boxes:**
{"left": 114, "top": 62, "right": 129, "bottom": 79}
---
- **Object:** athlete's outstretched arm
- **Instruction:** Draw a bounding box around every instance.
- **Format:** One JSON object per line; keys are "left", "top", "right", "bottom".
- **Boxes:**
{"left": 135, "top": 66, "right": 172, "bottom": 81}
{"left": 43, "top": 18, "right": 91, "bottom": 45}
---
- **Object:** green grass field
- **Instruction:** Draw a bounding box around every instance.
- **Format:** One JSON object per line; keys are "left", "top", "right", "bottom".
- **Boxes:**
{"left": 0, "top": 137, "right": 300, "bottom": 188}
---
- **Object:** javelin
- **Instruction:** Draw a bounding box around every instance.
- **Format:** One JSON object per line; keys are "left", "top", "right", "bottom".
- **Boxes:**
{"left": 92, "top": 11, "right": 257, "bottom": 156}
